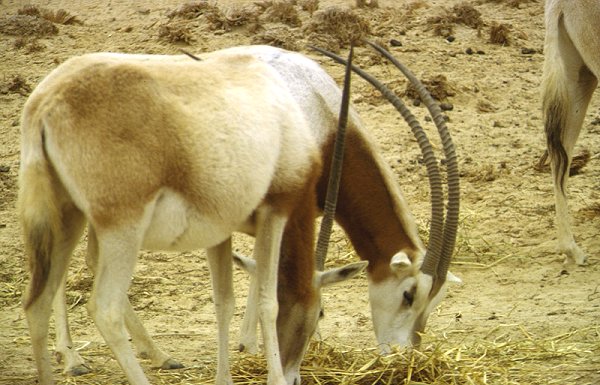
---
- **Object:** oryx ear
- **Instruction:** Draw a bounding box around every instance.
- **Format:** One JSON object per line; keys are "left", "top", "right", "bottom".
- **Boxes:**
{"left": 389, "top": 252, "right": 412, "bottom": 273}
{"left": 233, "top": 252, "right": 256, "bottom": 275}
{"left": 446, "top": 271, "right": 462, "bottom": 283}
{"left": 317, "top": 261, "right": 368, "bottom": 287}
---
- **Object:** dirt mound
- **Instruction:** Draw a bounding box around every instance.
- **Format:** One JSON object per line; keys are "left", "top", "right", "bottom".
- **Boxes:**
{"left": 0, "top": 15, "right": 58, "bottom": 36}
{"left": 304, "top": 6, "right": 370, "bottom": 52}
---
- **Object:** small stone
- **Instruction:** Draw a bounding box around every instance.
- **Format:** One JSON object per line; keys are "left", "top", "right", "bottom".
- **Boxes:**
{"left": 390, "top": 39, "right": 402, "bottom": 47}
{"left": 440, "top": 102, "right": 454, "bottom": 111}
{"left": 521, "top": 47, "right": 537, "bottom": 54}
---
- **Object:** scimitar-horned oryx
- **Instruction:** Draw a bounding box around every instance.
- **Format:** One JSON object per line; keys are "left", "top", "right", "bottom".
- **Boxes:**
{"left": 22, "top": 42, "right": 460, "bottom": 384}
{"left": 19, "top": 45, "right": 364, "bottom": 385}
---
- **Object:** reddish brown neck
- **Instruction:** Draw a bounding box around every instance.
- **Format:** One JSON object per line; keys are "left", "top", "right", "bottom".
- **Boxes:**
{"left": 317, "top": 126, "right": 422, "bottom": 282}
{"left": 277, "top": 167, "right": 320, "bottom": 306}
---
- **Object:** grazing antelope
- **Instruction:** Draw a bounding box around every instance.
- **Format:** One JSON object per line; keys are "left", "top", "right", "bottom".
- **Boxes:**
{"left": 36, "top": 43, "right": 459, "bottom": 381}
{"left": 229, "top": 43, "right": 461, "bottom": 354}
{"left": 542, "top": 0, "right": 599, "bottom": 265}
{"left": 19, "top": 46, "right": 364, "bottom": 385}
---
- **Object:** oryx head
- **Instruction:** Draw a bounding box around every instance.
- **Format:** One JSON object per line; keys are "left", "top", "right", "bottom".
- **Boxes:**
{"left": 314, "top": 41, "right": 461, "bottom": 352}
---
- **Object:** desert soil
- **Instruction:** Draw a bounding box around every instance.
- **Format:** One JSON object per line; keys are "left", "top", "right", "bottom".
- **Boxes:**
{"left": 0, "top": 0, "right": 599, "bottom": 384}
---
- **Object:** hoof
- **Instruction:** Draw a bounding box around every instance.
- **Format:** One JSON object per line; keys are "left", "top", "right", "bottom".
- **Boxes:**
{"left": 238, "top": 342, "right": 258, "bottom": 354}
{"left": 67, "top": 364, "right": 92, "bottom": 376}
{"left": 561, "top": 243, "right": 588, "bottom": 266}
{"left": 161, "top": 358, "right": 184, "bottom": 370}
{"left": 563, "top": 253, "right": 588, "bottom": 266}
{"left": 576, "top": 255, "right": 588, "bottom": 266}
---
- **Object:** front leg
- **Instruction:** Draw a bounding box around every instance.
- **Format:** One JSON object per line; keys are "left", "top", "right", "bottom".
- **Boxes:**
{"left": 253, "top": 208, "right": 287, "bottom": 385}
{"left": 207, "top": 238, "right": 235, "bottom": 385}
{"left": 87, "top": 225, "right": 183, "bottom": 370}
{"left": 236, "top": 254, "right": 260, "bottom": 354}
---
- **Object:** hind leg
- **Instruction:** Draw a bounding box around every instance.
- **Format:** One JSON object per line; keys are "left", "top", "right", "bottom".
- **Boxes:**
{"left": 546, "top": 18, "right": 598, "bottom": 265}
{"left": 86, "top": 226, "right": 183, "bottom": 370}
{"left": 26, "top": 206, "right": 86, "bottom": 385}
{"left": 551, "top": 73, "right": 596, "bottom": 265}
{"left": 87, "top": 228, "right": 150, "bottom": 385}
{"left": 53, "top": 277, "right": 90, "bottom": 376}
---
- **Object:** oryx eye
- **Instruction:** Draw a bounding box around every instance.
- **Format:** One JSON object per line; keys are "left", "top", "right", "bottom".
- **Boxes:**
{"left": 403, "top": 290, "right": 414, "bottom": 306}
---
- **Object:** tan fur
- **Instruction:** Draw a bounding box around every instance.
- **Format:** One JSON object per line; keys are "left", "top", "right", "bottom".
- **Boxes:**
{"left": 20, "top": 50, "right": 322, "bottom": 385}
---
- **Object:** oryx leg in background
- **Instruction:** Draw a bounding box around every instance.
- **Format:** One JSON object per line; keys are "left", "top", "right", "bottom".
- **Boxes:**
{"left": 542, "top": 0, "right": 599, "bottom": 265}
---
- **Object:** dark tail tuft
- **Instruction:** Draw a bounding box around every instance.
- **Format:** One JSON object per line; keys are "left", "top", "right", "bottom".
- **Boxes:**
{"left": 18, "top": 161, "right": 60, "bottom": 310}
{"left": 23, "top": 222, "right": 54, "bottom": 309}
{"left": 544, "top": 98, "right": 569, "bottom": 194}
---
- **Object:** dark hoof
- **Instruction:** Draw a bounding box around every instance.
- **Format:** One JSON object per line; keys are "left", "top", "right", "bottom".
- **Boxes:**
{"left": 161, "top": 358, "right": 184, "bottom": 370}
{"left": 238, "top": 343, "right": 246, "bottom": 352}
{"left": 68, "top": 364, "right": 92, "bottom": 376}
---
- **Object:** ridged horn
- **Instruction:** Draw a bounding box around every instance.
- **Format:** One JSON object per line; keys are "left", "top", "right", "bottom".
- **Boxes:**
{"left": 363, "top": 41, "right": 460, "bottom": 288}
{"left": 310, "top": 45, "right": 445, "bottom": 279}
{"left": 314, "top": 45, "right": 354, "bottom": 271}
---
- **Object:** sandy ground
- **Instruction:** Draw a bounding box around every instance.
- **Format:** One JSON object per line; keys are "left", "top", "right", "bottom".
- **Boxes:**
{"left": 0, "top": 0, "right": 599, "bottom": 384}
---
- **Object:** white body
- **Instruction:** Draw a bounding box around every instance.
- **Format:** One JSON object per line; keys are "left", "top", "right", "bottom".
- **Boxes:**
{"left": 541, "top": 0, "right": 599, "bottom": 265}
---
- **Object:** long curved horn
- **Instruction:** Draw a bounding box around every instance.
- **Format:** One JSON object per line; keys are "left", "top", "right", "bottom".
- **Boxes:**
{"left": 314, "top": 45, "right": 354, "bottom": 271}
{"left": 364, "top": 41, "right": 460, "bottom": 288}
{"left": 310, "top": 46, "right": 446, "bottom": 278}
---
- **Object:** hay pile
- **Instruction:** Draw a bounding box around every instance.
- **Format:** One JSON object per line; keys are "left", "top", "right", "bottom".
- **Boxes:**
{"left": 223, "top": 328, "right": 598, "bottom": 385}
{"left": 45, "top": 325, "right": 597, "bottom": 385}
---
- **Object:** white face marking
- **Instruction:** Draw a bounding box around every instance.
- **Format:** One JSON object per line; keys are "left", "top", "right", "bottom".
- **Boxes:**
{"left": 368, "top": 275, "right": 419, "bottom": 350}
{"left": 368, "top": 253, "right": 449, "bottom": 352}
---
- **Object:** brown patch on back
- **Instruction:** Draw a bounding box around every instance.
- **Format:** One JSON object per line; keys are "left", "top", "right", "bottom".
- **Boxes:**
{"left": 44, "top": 61, "right": 196, "bottom": 228}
